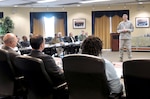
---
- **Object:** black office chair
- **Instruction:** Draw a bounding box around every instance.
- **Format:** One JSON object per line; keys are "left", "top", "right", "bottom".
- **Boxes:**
{"left": 63, "top": 36, "right": 69, "bottom": 42}
{"left": 14, "top": 56, "right": 54, "bottom": 99}
{"left": 62, "top": 54, "right": 122, "bottom": 99}
{"left": 74, "top": 35, "right": 78, "bottom": 41}
{"left": 0, "top": 49, "right": 15, "bottom": 98}
{"left": 123, "top": 59, "right": 150, "bottom": 99}
{"left": 45, "top": 37, "right": 52, "bottom": 44}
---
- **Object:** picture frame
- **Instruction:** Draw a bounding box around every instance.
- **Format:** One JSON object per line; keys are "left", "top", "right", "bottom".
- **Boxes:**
{"left": 73, "top": 18, "right": 86, "bottom": 29}
{"left": 135, "top": 17, "right": 149, "bottom": 28}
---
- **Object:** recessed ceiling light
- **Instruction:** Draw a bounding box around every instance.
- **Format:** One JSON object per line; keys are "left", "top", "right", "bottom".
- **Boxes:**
{"left": 37, "top": 0, "right": 57, "bottom": 3}
{"left": 14, "top": 5, "right": 18, "bottom": 7}
{"left": 80, "top": 0, "right": 110, "bottom": 4}
{"left": 138, "top": 2, "right": 143, "bottom": 4}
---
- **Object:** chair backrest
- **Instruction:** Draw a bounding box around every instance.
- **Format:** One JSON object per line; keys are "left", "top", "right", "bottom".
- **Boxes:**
{"left": 62, "top": 54, "right": 110, "bottom": 99}
{"left": 74, "top": 35, "right": 78, "bottom": 41}
{"left": 0, "top": 49, "right": 15, "bottom": 96}
{"left": 63, "top": 36, "right": 69, "bottom": 42}
{"left": 123, "top": 59, "right": 150, "bottom": 99}
{"left": 45, "top": 37, "right": 52, "bottom": 44}
{"left": 14, "top": 55, "right": 53, "bottom": 98}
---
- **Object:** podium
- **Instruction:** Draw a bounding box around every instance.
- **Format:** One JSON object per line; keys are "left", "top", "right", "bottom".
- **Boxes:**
{"left": 110, "top": 33, "right": 119, "bottom": 51}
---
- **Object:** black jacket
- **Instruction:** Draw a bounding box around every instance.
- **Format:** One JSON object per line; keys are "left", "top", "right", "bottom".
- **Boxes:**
{"left": 29, "top": 50, "right": 66, "bottom": 86}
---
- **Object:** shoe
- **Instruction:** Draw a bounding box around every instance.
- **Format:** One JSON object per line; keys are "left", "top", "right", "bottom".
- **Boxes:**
{"left": 120, "top": 57, "right": 123, "bottom": 62}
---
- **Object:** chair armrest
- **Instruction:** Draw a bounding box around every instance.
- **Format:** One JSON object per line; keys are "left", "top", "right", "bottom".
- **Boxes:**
{"left": 15, "top": 76, "right": 24, "bottom": 80}
{"left": 54, "top": 82, "right": 67, "bottom": 89}
{"left": 53, "top": 82, "right": 69, "bottom": 99}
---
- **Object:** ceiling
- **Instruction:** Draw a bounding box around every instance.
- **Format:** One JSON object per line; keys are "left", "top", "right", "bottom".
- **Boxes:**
{"left": 0, "top": 0, "right": 150, "bottom": 7}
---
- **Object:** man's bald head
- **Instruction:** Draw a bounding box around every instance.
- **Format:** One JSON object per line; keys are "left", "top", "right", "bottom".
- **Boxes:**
{"left": 3, "top": 33, "right": 18, "bottom": 48}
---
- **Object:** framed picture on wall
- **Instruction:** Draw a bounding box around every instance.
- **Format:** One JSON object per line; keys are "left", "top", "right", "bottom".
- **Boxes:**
{"left": 135, "top": 17, "right": 149, "bottom": 28}
{"left": 73, "top": 18, "right": 86, "bottom": 29}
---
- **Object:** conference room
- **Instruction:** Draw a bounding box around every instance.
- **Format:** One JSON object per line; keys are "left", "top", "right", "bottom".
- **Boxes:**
{"left": 0, "top": 0, "right": 150, "bottom": 99}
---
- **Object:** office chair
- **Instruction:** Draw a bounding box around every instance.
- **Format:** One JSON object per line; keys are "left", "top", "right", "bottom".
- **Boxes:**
{"left": 62, "top": 54, "right": 122, "bottom": 99}
{"left": 74, "top": 35, "right": 78, "bottom": 41}
{"left": 0, "top": 49, "right": 15, "bottom": 98}
{"left": 14, "top": 56, "right": 54, "bottom": 99}
{"left": 45, "top": 37, "right": 52, "bottom": 44}
{"left": 123, "top": 59, "right": 150, "bottom": 99}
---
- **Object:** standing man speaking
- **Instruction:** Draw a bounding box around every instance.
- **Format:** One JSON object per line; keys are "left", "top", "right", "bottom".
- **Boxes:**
{"left": 117, "top": 14, "right": 134, "bottom": 62}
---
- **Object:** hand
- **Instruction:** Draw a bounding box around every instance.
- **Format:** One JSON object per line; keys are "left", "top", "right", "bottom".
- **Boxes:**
{"left": 123, "top": 29, "right": 128, "bottom": 33}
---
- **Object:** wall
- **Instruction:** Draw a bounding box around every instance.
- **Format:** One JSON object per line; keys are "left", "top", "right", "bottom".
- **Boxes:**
{"left": 0, "top": 4, "right": 150, "bottom": 40}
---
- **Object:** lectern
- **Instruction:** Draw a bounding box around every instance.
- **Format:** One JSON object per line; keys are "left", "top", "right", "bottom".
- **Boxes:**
{"left": 110, "top": 33, "right": 119, "bottom": 51}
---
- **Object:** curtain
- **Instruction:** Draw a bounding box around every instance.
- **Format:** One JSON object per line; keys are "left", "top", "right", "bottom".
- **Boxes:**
{"left": 55, "top": 17, "right": 65, "bottom": 36}
{"left": 33, "top": 17, "right": 45, "bottom": 36}
{"left": 112, "top": 15, "right": 122, "bottom": 33}
{"left": 30, "top": 12, "right": 67, "bottom": 36}
{"left": 94, "top": 15, "right": 110, "bottom": 49}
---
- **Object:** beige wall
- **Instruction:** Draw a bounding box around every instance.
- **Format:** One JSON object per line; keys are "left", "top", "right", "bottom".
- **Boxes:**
{"left": 0, "top": 4, "right": 150, "bottom": 39}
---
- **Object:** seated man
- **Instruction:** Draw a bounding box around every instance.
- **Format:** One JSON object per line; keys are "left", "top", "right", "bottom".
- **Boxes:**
{"left": 20, "top": 35, "right": 30, "bottom": 47}
{"left": 78, "top": 30, "right": 86, "bottom": 41}
{"left": 29, "top": 35, "right": 66, "bottom": 87}
{"left": 2, "top": 33, "right": 20, "bottom": 72}
{"left": 2, "top": 33, "right": 27, "bottom": 97}
{"left": 81, "top": 36, "right": 123, "bottom": 94}
{"left": 29, "top": 35, "right": 68, "bottom": 99}
{"left": 51, "top": 33, "right": 61, "bottom": 44}
{"left": 51, "top": 33, "right": 64, "bottom": 57}
{"left": 66, "top": 32, "right": 80, "bottom": 54}
{"left": 58, "top": 32, "right": 64, "bottom": 42}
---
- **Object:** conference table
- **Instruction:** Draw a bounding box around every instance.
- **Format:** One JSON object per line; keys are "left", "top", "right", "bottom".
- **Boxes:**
{"left": 5, "top": 41, "right": 123, "bottom": 79}
{"left": 14, "top": 42, "right": 123, "bottom": 79}
{"left": 16, "top": 41, "right": 82, "bottom": 55}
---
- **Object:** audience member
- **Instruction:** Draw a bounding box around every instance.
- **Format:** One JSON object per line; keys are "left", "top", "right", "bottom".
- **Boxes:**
{"left": 2, "top": 33, "right": 20, "bottom": 60}
{"left": 58, "top": 32, "right": 64, "bottom": 42}
{"left": 51, "top": 33, "right": 64, "bottom": 57}
{"left": 51, "top": 33, "right": 60, "bottom": 44}
{"left": 78, "top": 30, "right": 86, "bottom": 41}
{"left": 81, "top": 36, "right": 123, "bottom": 94}
{"left": 1, "top": 33, "right": 27, "bottom": 97}
{"left": 29, "top": 35, "right": 68, "bottom": 99}
{"left": 67, "top": 32, "right": 76, "bottom": 43}
{"left": 2, "top": 33, "right": 23, "bottom": 75}
{"left": 20, "top": 35, "right": 30, "bottom": 47}
{"left": 29, "top": 35, "right": 66, "bottom": 86}
{"left": 66, "top": 32, "right": 80, "bottom": 54}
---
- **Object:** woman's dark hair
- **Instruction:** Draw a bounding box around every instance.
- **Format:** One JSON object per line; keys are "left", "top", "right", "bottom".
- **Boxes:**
{"left": 81, "top": 36, "right": 103, "bottom": 56}
{"left": 30, "top": 35, "right": 44, "bottom": 49}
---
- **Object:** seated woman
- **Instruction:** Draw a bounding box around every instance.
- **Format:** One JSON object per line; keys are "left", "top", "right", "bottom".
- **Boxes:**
{"left": 81, "top": 36, "right": 123, "bottom": 94}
